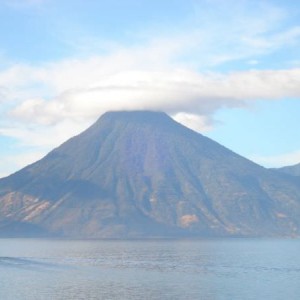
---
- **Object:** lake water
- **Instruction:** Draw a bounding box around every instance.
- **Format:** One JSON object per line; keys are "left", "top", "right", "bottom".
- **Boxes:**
{"left": 0, "top": 238, "right": 300, "bottom": 299}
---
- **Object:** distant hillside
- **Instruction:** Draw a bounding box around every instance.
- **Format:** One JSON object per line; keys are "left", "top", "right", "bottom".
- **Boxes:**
{"left": 1, "top": 111, "right": 300, "bottom": 238}
{"left": 275, "top": 163, "right": 300, "bottom": 177}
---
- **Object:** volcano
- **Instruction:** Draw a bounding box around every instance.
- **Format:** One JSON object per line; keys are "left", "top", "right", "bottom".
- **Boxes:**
{"left": 1, "top": 111, "right": 300, "bottom": 238}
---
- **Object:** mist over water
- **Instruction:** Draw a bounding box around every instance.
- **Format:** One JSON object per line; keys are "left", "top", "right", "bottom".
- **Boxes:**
{"left": 1, "top": 238, "right": 300, "bottom": 300}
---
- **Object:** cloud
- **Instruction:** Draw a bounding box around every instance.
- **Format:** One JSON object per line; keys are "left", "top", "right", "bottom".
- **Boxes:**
{"left": 7, "top": 64, "right": 300, "bottom": 128}
{"left": 172, "top": 113, "right": 214, "bottom": 133}
{"left": 0, "top": 87, "right": 11, "bottom": 103}
{"left": 165, "top": 0, "right": 300, "bottom": 67}
{"left": 0, "top": 44, "right": 299, "bottom": 134}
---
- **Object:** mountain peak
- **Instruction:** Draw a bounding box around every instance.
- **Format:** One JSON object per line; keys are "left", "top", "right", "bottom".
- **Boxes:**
{"left": 95, "top": 110, "right": 173, "bottom": 127}
{"left": 87, "top": 110, "right": 186, "bottom": 138}
{"left": 102, "top": 110, "right": 168, "bottom": 119}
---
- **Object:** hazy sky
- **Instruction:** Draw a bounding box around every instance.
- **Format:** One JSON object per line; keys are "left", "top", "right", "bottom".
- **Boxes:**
{"left": 0, "top": 0, "right": 300, "bottom": 177}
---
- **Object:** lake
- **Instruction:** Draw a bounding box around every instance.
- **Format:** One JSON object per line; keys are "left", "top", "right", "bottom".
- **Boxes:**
{"left": 0, "top": 238, "right": 300, "bottom": 299}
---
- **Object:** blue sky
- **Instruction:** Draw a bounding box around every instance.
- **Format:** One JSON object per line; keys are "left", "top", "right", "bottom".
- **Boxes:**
{"left": 0, "top": 0, "right": 300, "bottom": 177}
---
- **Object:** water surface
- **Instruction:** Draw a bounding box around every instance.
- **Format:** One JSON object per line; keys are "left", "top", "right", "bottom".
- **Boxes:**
{"left": 0, "top": 238, "right": 300, "bottom": 299}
